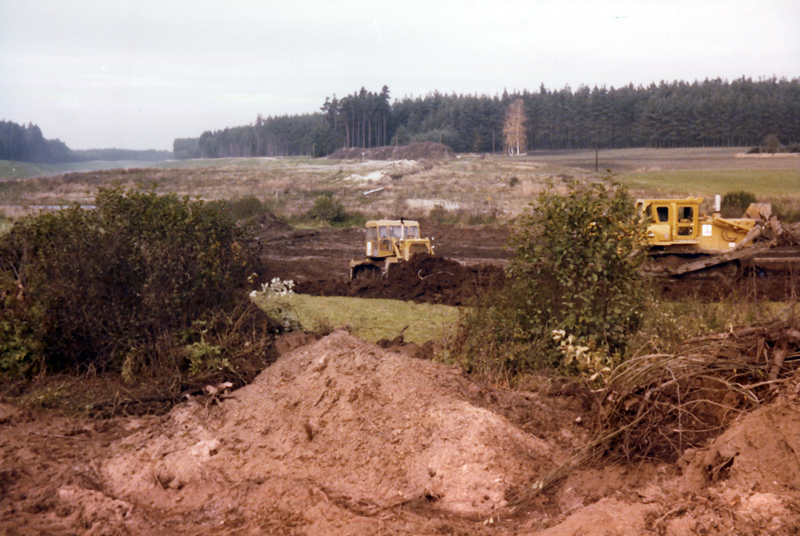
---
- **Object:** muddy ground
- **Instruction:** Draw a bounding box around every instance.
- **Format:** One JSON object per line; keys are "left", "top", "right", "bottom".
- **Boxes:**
{"left": 2, "top": 219, "right": 800, "bottom": 535}
{"left": 255, "top": 215, "right": 799, "bottom": 303}
{"left": 255, "top": 217, "right": 512, "bottom": 305}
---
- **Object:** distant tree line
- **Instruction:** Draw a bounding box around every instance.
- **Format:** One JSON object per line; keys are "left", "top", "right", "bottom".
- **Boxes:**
{"left": 173, "top": 138, "right": 201, "bottom": 160}
{"left": 185, "top": 76, "right": 800, "bottom": 159}
{"left": 194, "top": 114, "right": 327, "bottom": 159}
{"left": 0, "top": 120, "right": 173, "bottom": 164}
{"left": 0, "top": 121, "right": 75, "bottom": 163}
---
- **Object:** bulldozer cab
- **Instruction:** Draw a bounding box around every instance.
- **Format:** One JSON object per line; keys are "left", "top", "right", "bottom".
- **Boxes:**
{"left": 637, "top": 197, "right": 760, "bottom": 253}
{"left": 637, "top": 198, "right": 701, "bottom": 244}
{"left": 364, "top": 219, "right": 429, "bottom": 260}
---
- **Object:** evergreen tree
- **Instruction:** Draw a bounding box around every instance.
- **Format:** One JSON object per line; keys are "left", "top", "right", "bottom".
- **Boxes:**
{"left": 182, "top": 77, "right": 800, "bottom": 158}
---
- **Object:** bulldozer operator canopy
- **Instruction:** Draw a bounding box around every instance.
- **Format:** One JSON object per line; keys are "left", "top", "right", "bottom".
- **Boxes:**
{"left": 366, "top": 220, "right": 421, "bottom": 240}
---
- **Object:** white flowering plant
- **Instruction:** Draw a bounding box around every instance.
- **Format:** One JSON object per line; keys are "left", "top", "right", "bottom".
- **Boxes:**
{"left": 250, "top": 277, "right": 295, "bottom": 299}
{"left": 250, "top": 278, "right": 299, "bottom": 330}
{"left": 552, "top": 329, "right": 617, "bottom": 385}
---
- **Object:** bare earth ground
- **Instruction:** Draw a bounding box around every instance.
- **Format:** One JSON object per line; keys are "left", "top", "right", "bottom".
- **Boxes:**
{"left": 2, "top": 332, "right": 799, "bottom": 535}
{"left": 255, "top": 216, "right": 511, "bottom": 305}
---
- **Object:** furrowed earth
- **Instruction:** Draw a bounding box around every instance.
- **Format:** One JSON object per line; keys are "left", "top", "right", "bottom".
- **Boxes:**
{"left": 2, "top": 216, "right": 800, "bottom": 535}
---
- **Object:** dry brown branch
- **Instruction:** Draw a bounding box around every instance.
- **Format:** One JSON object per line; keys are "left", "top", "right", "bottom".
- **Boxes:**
{"left": 510, "top": 317, "right": 800, "bottom": 507}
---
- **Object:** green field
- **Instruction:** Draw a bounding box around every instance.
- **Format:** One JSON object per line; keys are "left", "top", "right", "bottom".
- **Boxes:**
{"left": 253, "top": 293, "right": 460, "bottom": 345}
{"left": 617, "top": 169, "right": 800, "bottom": 198}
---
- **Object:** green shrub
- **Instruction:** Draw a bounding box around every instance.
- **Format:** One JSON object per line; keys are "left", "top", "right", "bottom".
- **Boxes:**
{"left": 306, "top": 193, "right": 347, "bottom": 224}
{"left": 0, "top": 187, "right": 257, "bottom": 377}
{"left": 429, "top": 204, "right": 449, "bottom": 223}
{"left": 0, "top": 212, "right": 11, "bottom": 237}
{"left": 762, "top": 134, "right": 782, "bottom": 154}
{"left": 453, "top": 180, "right": 648, "bottom": 380}
{"left": 721, "top": 190, "right": 757, "bottom": 217}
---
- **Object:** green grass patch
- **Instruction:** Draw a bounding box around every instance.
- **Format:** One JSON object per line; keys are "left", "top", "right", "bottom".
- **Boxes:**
{"left": 255, "top": 294, "right": 459, "bottom": 344}
{"left": 617, "top": 170, "right": 800, "bottom": 198}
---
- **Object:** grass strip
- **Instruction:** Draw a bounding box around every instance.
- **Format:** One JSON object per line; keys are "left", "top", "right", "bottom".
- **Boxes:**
{"left": 255, "top": 293, "right": 460, "bottom": 345}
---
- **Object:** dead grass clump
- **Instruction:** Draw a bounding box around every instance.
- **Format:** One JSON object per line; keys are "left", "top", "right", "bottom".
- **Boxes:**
{"left": 596, "top": 317, "right": 800, "bottom": 462}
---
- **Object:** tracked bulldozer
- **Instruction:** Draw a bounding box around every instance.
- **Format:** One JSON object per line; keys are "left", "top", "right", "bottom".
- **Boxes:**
{"left": 349, "top": 219, "right": 434, "bottom": 279}
{"left": 638, "top": 197, "right": 800, "bottom": 280}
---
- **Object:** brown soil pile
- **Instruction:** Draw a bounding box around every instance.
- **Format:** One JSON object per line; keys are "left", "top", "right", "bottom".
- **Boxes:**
{"left": 295, "top": 253, "right": 505, "bottom": 305}
{"left": 679, "top": 396, "right": 800, "bottom": 495}
{"left": 328, "top": 142, "right": 455, "bottom": 161}
{"left": 653, "top": 394, "right": 800, "bottom": 534}
{"left": 100, "top": 332, "right": 567, "bottom": 527}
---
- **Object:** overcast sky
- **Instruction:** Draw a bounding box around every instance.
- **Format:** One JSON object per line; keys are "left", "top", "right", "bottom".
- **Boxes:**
{"left": 1, "top": 0, "right": 798, "bottom": 151}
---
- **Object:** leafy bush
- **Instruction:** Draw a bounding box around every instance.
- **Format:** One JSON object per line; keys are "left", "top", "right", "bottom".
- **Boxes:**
{"left": 303, "top": 193, "right": 366, "bottom": 227}
{"left": 721, "top": 190, "right": 757, "bottom": 217}
{"left": 429, "top": 204, "right": 450, "bottom": 223}
{"left": 747, "top": 135, "right": 796, "bottom": 154}
{"left": 250, "top": 278, "right": 301, "bottom": 331}
{"left": 762, "top": 134, "right": 782, "bottom": 154}
{"left": 0, "top": 187, "right": 257, "bottom": 377}
{"left": 306, "top": 193, "right": 347, "bottom": 224}
{"left": 453, "top": 180, "right": 648, "bottom": 380}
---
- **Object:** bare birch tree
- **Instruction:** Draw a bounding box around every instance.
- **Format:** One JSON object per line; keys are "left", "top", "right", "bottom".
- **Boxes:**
{"left": 503, "top": 99, "right": 526, "bottom": 155}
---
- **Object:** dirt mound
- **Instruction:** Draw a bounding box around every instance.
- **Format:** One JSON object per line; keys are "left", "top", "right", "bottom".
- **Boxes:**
{"left": 4, "top": 333, "right": 800, "bottom": 534}
{"left": 101, "top": 332, "right": 556, "bottom": 521}
{"left": 640, "top": 394, "right": 800, "bottom": 534}
{"left": 680, "top": 397, "right": 800, "bottom": 493}
{"left": 295, "top": 253, "right": 505, "bottom": 305}
{"left": 328, "top": 142, "right": 455, "bottom": 161}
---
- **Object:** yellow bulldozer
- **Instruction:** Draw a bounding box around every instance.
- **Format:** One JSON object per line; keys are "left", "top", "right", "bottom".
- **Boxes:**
{"left": 638, "top": 197, "right": 800, "bottom": 279}
{"left": 349, "top": 219, "right": 434, "bottom": 279}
